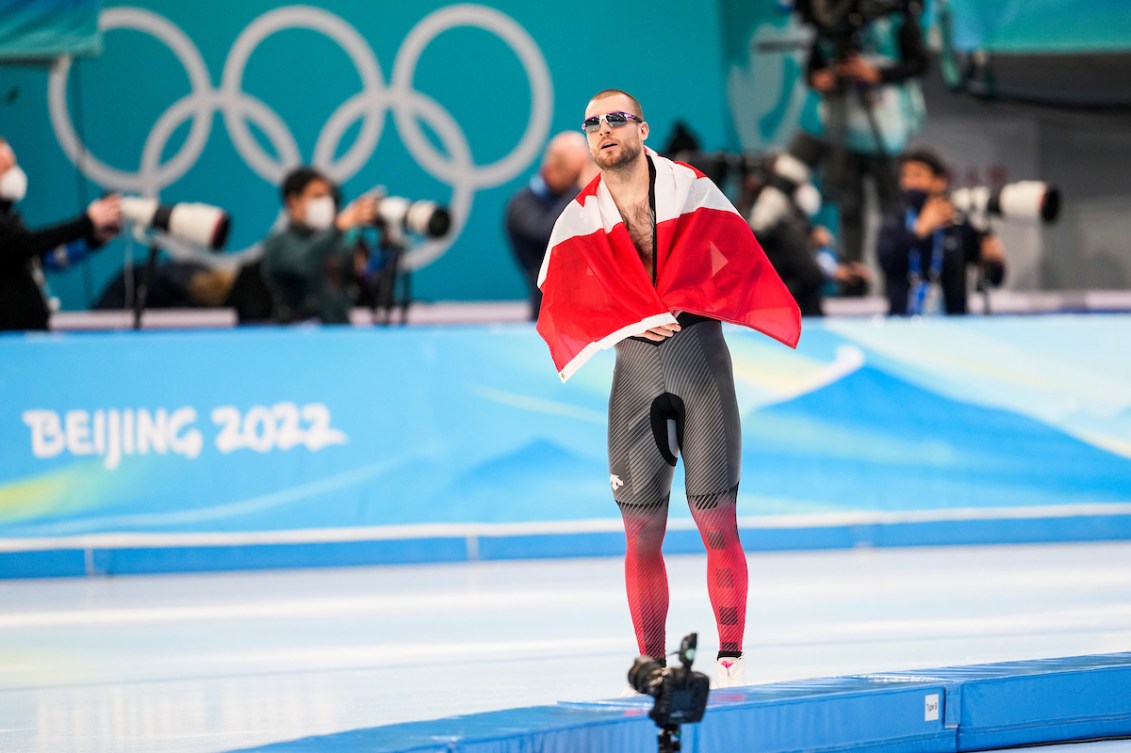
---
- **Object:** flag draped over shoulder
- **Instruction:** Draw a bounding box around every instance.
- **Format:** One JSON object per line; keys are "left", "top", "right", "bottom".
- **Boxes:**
{"left": 536, "top": 153, "right": 802, "bottom": 382}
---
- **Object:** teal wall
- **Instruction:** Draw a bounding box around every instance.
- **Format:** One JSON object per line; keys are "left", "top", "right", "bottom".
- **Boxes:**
{"left": 0, "top": 1, "right": 733, "bottom": 310}
{"left": 3, "top": 1, "right": 1125, "bottom": 312}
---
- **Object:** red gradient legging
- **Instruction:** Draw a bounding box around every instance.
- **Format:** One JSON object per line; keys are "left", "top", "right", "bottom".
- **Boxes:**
{"left": 619, "top": 487, "right": 747, "bottom": 659}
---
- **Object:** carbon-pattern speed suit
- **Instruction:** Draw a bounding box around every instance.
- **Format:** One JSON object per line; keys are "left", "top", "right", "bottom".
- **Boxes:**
{"left": 609, "top": 313, "right": 747, "bottom": 660}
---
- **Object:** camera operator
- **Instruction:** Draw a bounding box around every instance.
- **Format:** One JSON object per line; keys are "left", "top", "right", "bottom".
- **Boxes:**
{"left": 0, "top": 137, "right": 121, "bottom": 331}
{"left": 878, "top": 146, "right": 1005, "bottom": 316}
{"left": 260, "top": 166, "right": 378, "bottom": 324}
{"left": 504, "top": 131, "right": 596, "bottom": 320}
{"left": 794, "top": 0, "right": 928, "bottom": 290}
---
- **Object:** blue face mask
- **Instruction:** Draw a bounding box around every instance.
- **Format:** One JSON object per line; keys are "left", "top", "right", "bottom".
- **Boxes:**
{"left": 902, "top": 188, "right": 929, "bottom": 212}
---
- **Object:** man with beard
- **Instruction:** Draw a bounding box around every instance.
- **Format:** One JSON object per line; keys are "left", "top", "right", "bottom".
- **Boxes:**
{"left": 536, "top": 90, "right": 801, "bottom": 689}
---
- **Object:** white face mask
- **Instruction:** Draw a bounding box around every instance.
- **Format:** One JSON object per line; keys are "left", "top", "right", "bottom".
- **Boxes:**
{"left": 0, "top": 165, "right": 28, "bottom": 203}
{"left": 304, "top": 195, "right": 336, "bottom": 230}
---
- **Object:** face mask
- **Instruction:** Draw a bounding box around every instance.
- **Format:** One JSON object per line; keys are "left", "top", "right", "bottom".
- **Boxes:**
{"left": 304, "top": 195, "right": 336, "bottom": 230}
{"left": 902, "top": 188, "right": 929, "bottom": 212}
{"left": 0, "top": 165, "right": 28, "bottom": 203}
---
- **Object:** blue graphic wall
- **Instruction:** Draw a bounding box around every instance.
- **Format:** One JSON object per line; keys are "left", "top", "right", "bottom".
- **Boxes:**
{"left": 2, "top": 316, "right": 1130, "bottom": 576}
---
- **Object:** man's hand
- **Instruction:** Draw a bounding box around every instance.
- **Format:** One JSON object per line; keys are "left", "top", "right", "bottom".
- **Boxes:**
{"left": 980, "top": 234, "right": 1005, "bottom": 265}
{"left": 636, "top": 322, "right": 681, "bottom": 342}
{"left": 835, "top": 261, "right": 871, "bottom": 286}
{"left": 86, "top": 194, "right": 121, "bottom": 241}
{"left": 810, "top": 68, "right": 838, "bottom": 93}
{"left": 914, "top": 197, "right": 955, "bottom": 238}
{"left": 836, "top": 54, "right": 882, "bottom": 84}
{"left": 336, "top": 195, "right": 378, "bottom": 231}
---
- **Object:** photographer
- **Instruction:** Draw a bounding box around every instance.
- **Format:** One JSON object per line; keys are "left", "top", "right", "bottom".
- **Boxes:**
{"left": 0, "top": 137, "right": 121, "bottom": 331}
{"left": 794, "top": 0, "right": 928, "bottom": 287}
{"left": 878, "top": 146, "right": 1005, "bottom": 316}
{"left": 260, "top": 166, "right": 378, "bottom": 324}
{"left": 738, "top": 154, "right": 870, "bottom": 316}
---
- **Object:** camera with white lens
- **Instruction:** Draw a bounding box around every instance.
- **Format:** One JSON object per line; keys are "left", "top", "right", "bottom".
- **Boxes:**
{"left": 368, "top": 191, "right": 451, "bottom": 239}
{"left": 950, "top": 181, "right": 1060, "bottom": 230}
{"left": 119, "top": 197, "right": 231, "bottom": 250}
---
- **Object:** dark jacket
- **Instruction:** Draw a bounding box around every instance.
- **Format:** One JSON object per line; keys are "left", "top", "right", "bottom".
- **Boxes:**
{"left": 260, "top": 222, "right": 358, "bottom": 324}
{"left": 504, "top": 179, "right": 578, "bottom": 318}
{"left": 0, "top": 203, "right": 100, "bottom": 331}
{"left": 877, "top": 206, "right": 999, "bottom": 316}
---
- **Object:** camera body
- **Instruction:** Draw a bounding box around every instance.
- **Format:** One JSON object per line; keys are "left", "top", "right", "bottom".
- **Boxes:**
{"left": 627, "top": 633, "right": 711, "bottom": 728}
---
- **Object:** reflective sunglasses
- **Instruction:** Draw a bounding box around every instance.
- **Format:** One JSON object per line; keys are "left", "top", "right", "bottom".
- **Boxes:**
{"left": 582, "top": 111, "right": 643, "bottom": 133}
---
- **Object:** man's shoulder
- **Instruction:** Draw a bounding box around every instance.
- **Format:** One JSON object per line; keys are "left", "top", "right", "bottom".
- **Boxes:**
{"left": 506, "top": 185, "right": 550, "bottom": 219}
{"left": 261, "top": 225, "right": 303, "bottom": 257}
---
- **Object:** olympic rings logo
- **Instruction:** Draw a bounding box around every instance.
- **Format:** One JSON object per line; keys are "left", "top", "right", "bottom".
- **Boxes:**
{"left": 46, "top": 4, "right": 553, "bottom": 269}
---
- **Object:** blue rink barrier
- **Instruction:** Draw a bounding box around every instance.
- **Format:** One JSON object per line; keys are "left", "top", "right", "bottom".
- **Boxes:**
{"left": 7, "top": 509, "right": 1131, "bottom": 578}
{"left": 225, "top": 653, "right": 1131, "bottom": 753}
{"left": 2, "top": 316, "right": 1131, "bottom": 578}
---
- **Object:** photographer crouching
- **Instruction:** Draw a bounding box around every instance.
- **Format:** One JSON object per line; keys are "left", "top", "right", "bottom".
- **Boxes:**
{"left": 0, "top": 137, "right": 122, "bottom": 331}
{"left": 261, "top": 167, "right": 378, "bottom": 325}
{"left": 878, "top": 147, "right": 1005, "bottom": 316}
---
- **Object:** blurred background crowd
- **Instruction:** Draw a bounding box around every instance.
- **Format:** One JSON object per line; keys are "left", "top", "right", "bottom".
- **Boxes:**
{"left": 1, "top": 0, "right": 1129, "bottom": 331}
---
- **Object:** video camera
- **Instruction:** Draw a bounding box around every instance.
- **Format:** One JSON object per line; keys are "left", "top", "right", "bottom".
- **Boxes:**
{"left": 627, "top": 632, "right": 711, "bottom": 749}
{"left": 795, "top": 0, "right": 906, "bottom": 59}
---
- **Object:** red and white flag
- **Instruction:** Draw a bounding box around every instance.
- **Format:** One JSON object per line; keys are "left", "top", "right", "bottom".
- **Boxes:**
{"left": 536, "top": 152, "right": 801, "bottom": 381}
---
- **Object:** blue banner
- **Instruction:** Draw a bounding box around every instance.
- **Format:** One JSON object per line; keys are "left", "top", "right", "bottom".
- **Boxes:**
{"left": 2, "top": 316, "right": 1130, "bottom": 570}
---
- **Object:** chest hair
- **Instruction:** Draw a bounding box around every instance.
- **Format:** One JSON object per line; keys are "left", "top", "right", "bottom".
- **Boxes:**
{"left": 620, "top": 199, "right": 655, "bottom": 278}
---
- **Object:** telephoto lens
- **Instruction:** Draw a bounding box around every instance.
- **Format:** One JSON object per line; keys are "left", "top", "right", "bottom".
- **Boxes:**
{"left": 374, "top": 196, "right": 451, "bottom": 238}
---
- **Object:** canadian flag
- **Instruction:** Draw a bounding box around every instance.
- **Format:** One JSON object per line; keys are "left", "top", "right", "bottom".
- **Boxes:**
{"left": 536, "top": 153, "right": 801, "bottom": 381}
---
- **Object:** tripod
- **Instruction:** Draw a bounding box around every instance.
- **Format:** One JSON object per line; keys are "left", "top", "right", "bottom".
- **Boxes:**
{"left": 132, "top": 240, "right": 162, "bottom": 330}
{"left": 370, "top": 235, "right": 413, "bottom": 326}
{"left": 658, "top": 725, "right": 682, "bottom": 753}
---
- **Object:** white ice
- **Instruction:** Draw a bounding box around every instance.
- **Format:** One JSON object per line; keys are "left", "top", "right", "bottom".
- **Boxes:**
{"left": 2, "top": 541, "right": 1131, "bottom": 753}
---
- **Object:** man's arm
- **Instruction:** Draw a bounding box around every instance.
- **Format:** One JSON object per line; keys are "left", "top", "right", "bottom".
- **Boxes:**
{"left": 969, "top": 226, "right": 1006, "bottom": 286}
{"left": 878, "top": 3, "right": 928, "bottom": 83}
{"left": 0, "top": 212, "right": 96, "bottom": 265}
{"left": 805, "top": 36, "right": 836, "bottom": 92}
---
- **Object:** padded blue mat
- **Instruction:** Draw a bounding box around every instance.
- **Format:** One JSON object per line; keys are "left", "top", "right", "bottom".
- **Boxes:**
{"left": 226, "top": 653, "right": 1131, "bottom": 753}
